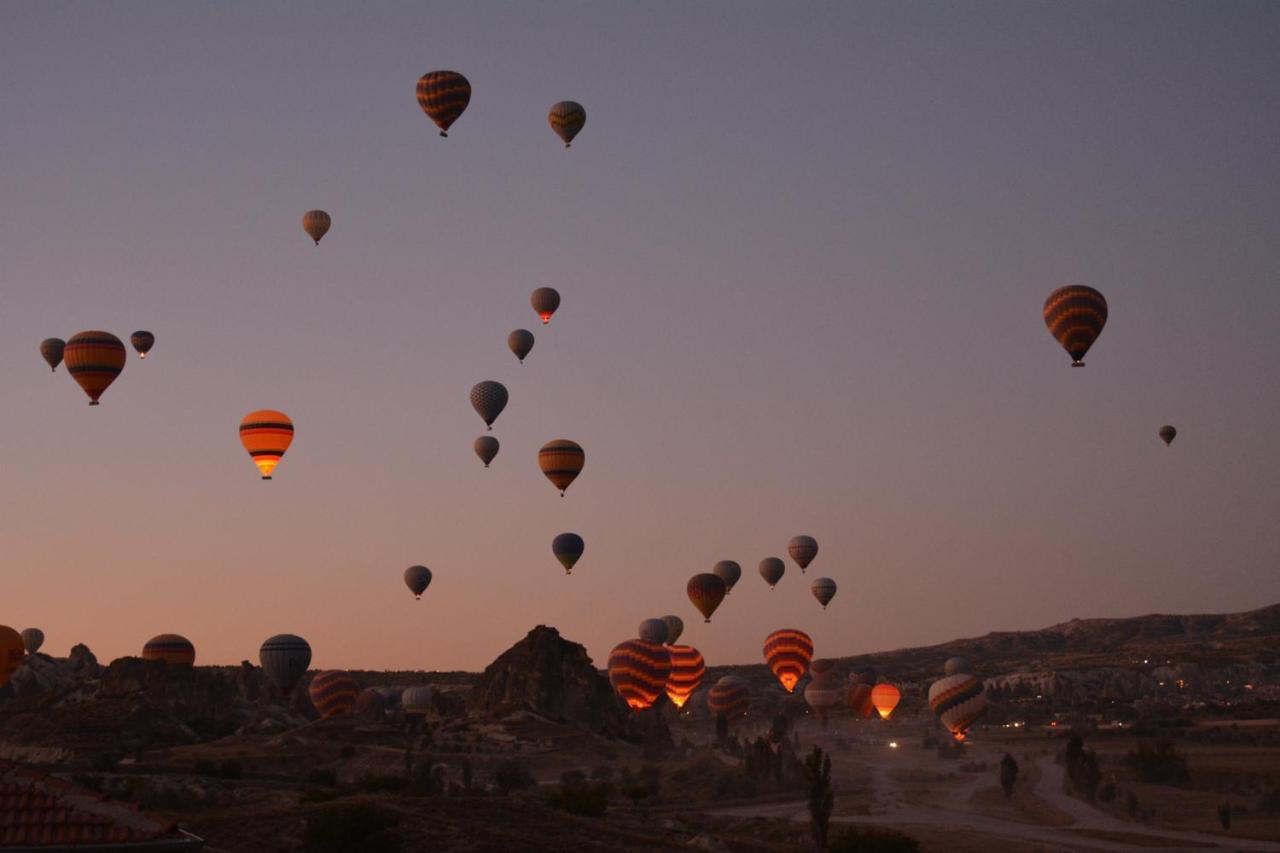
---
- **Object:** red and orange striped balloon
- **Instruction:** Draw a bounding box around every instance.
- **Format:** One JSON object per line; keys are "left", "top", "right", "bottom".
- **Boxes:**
{"left": 686, "top": 573, "right": 727, "bottom": 623}
{"left": 664, "top": 644, "right": 706, "bottom": 708}
{"left": 763, "top": 629, "right": 813, "bottom": 693}
{"left": 142, "top": 634, "right": 195, "bottom": 666}
{"left": 239, "top": 410, "right": 294, "bottom": 480}
{"left": 607, "top": 639, "right": 670, "bottom": 710}
{"left": 416, "top": 71, "right": 471, "bottom": 137}
{"left": 538, "top": 439, "right": 584, "bottom": 495}
{"left": 309, "top": 670, "right": 358, "bottom": 719}
{"left": 64, "top": 331, "right": 126, "bottom": 405}
{"left": 1043, "top": 285, "right": 1108, "bottom": 366}
{"left": 548, "top": 101, "right": 586, "bottom": 147}
{"left": 847, "top": 681, "right": 874, "bottom": 718}
{"left": 707, "top": 676, "right": 750, "bottom": 719}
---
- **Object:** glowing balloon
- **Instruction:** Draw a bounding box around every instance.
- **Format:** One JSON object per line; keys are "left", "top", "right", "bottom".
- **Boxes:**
{"left": 871, "top": 683, "right": 901, "bottom": 719}
{"left": 763, "top": 629, "right": 813, "bottom": 693}
{"left": 142, "top": 634, "right": 195, "bottom": 666}
{"left": 928, "top": 673, "right": 987, "bottom": 740}
{"left": 302, "top": 209, "right": 331, "bottom": 245}
{"left": 470, "top": 381, "right": 508, "bottom": 430}
{"left": 638, "top": 618, "right": 669, "bottom": 645}
{"left": 810, "top": 577, "right": 837, "bottom": 609}
{"left": 130, "top": 331, "right": 155, "bottom": 359}
{"left": 474, "top": 435, "right": 499, "bottom": 468}
{"left": 531, "top": 287, "right": 561, "bottom": 325}
{"left": 40, "top": 338, "right": 65, "bottom": 372}
{"left": 416, "top": 71, "right": 471, "bottom": 137}
{"left": 713, "top": 560, "right": 742, "bottom": 593}
{"left": 260, "top": 634, "right": 311, "bottom": 694}
{"left": 539, "top": 439, "right": 584, "bottom": 495}
{"left": 404, "top": 565, "right": 432, "bottom": 599}
{"left": 548, "top": 101, "right": 586, "bottom": 147}
{"left": 552, "top": 532, "right": 585, "bottom": 574}
{"left": 64, "top": 331, "right": 126, "bottom": 405}
{"left": 664, "top": 645, "right": 705, "bottom": 708}
{"left": 309, "top": 670, "right": 358, "bottom": 718}
{"left": 507, "top": 329, "right": 535, "bottom": 363}
{"left": 687, "top": 573, "right": 727, "bottom": 623}
{"left": 239, "top": 410, "right": 294, "bottom": 479}
{"left": 1044, "top": 285, "right": 1107, "bottom": 366}
{"left": 758, "top": 557, "right": 785, "bottom": 589}
{"left": 607, "top": 640, "right": 671, "bottom": 710}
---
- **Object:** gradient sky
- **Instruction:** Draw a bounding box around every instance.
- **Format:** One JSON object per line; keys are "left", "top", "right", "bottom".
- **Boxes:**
{"left": 3, "top": 2, "right": 1279, "bottom": 672}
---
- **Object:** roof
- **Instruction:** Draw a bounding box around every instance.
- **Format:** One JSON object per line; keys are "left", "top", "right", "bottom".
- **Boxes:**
{"left": 0, "top": 761, "right": 202, "bottom": 851}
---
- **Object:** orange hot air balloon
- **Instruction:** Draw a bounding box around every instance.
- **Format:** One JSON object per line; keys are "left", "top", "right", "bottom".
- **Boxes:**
{"left": 538, "top": 439, "right": 584, "bottom": 495}
{"left": 64, "top": 330, "right": 126, "bottom": 405}
{"left": 416, "top": 71, "right": 471, "bottom": 137}
{"left": 686, "top": 573, "right": 727, "bottom": 623}
{"left": 302, "top": 210, "right": 331, "bottom": 245}
{"left": 664, "top": 645, "right": 705, "bottom": 708}
{"left": 239, "top": 410, "right": 295, "bottom": 479}
{"left": 309, "top": 670, "right": 359, "bottom": 718}
{"left": 607, "top": 640, "right": 671, "bottom": 710}
{"left": 763, "top": 629, "right": 813, "bottom": 693}
{"left": 142, "top": 634, "right": 195, "bottom": 666}
{"left": 1043, "top": 285, "right": 1107, "bottom": 366}
{"left": 871, "top": 683, "right": 901, "bottom": 719}
{"left": 0, "top": 626, "right": 25, "bottom": 689}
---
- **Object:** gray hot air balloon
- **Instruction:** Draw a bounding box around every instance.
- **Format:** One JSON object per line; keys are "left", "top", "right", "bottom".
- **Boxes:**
{"left": 810, "top": 577, "right": 837, "bottom": 609}
{"left": 638, "top": 618, "right": 670, "bottom": 645}
{"left": 661, "top": 615, "right": 684, "bottom": 645}
{"left": 404, "top": 565, "right": 432, "bottom": 599}
{"left": 259, "top": 634, "right": 311, "bottom": 694}
{"left": 402, "top": 685, "right": 436, "bottom": 715}
{"left": 1159, "top": 425, "right": 1177, "bottom": 446}
{"left": 788, "top": 535, "right": 819, "bottom": 572}
{"left": 20, "top": 628, "right": 44, "bottom": 655}
{"left": 40, "top": 338, "right": 65, "bottom": 372}
{"left": 531, "top": 287, "right": 561, "bottom": 325}
{"left": 943, "top": 656, "right": 971, "bottom": 677}
{"left": 469, "top": 381, "right": 508, "bottom": 430}
{"left": 713, "top": 560, "right": 742, "bottom": 593}
{"left": 507, "top": 329, "right": 535, "bottom": 364}
{"left": 759, "top": 557, "right": 785, "bottom": 589}
{"left": 474, "top": 435, "right": 499, "bottom": 468}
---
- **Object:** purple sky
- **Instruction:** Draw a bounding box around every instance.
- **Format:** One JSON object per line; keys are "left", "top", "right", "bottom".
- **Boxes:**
{"left": 3, "top": 2, "right": 1278, "bottom": 671}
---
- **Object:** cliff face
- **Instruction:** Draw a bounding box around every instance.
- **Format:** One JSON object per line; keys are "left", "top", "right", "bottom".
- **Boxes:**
{"left": 468, "top": 626, "right": 628, "bottom": 735}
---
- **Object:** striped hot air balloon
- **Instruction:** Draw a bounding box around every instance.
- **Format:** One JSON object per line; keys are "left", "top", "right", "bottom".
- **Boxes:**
{"left": 355, "top": 687, "right": 387, "bottom": 718}
{"left": 928, "top": 673, "right": 987, "bottom": 740}
{"left": 539, "top": 439, "right": 584, "bottom": 495}
{"left": 758, "top": 557, "right": 785, "bottom": 589}
{"left": 239, "top": 410, "right": 294, "bottom": 479}
{"left": 474, "top": 435, "right": 499, "bottom": 468}
{"left": 607, "top": 639, "right": 671, "bottom": 710}
{"left": 811, "top": 577, "right": 837, "bottom": 610}
{"left": 416, "top": 70, "right": 471, "bottom": 137}
{"left": 470, "top": 381, "right": 508, "bottom": 430}
{"left": 707, "top": 676, "right": 750, "bottom": 720}
{"left": 309, "top": 670, "right": 358, "bottom": 718}
{"left": 1043, "top": 285, "right": 1107, "bottom": 366}
{"left": 402, "top": 686, "right": 436, "bottom": 715}
{"left": 763, "top": 629, "right": 813, "bottom": 693}
{"left": 661, "top": 615, "right": 684, "bottom": 645}
{"left": 686, "top": 573, "right": 726, "bottom": 623}
{"left": 713, "top": 560, "right": 742, "bottom": 593}
{"left": 404, "top": 565, "right": 432, "bottom": 599}
{"left": 130, "top": 331, "right": 155, "bottom": 359}
{"left": 20, "top": 629, "right": 44, "bottom": 655}
{"left": 638, "top": 618, "right": 669, "bottom": 645}
{"left": 872, "top": 683, "right": 901, "bottom": 720}
{"left": 0, "top": 626, "right": 25, "bottom": 689}
{"left": 40, "top": 338, "right": 65, "bottom": 372}
{"left": 64, "top": 331, "right": 126, "bottom": 405}
{"left": 788, "top": 535, "right": 819, "bottom": 572}
{"left": 302, "top": 210, "right": 331, "bottom": 245}
{"left": 548, "top": 101, "right": 586, "bottom": 147}
{"left": 804, "top": 680, "right": 842, "bottom": 718}
{"left": 664, "top": 644, "right": 705, "bottom": 708}
{"left": 142, "top": 634, "right": 195, "bottom": 666}
{"left": 507, "top": 329, "right": 534, "bottom": 364}
{"left": 848, "top": 681, "right": 874, "bottom": 718}
{"left": 260, "top": 634, "right": 311, "bottom": 694}
{"left": 552, "top": 532, "right": 585, "bottom": 574}
{"left": 531, "top": 287, "right": 561, "bottom": 325}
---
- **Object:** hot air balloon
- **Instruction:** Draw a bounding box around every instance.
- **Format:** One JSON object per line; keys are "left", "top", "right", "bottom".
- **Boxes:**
{"left": 943, "top": 656, "right": 970, "bottom": 677}
{"left": 302, "top": 210, "right": 331, "bottom": 245}
{"left": 853, "top": 666, "right": 878, "bottom": 686}
{"left": 1159, "top": 425, "right": 1177, "bottom": 446}
{"left": 239, "top": 410, "right": 294, "bottom": 479}
{"left": 474, "top": 435, "right": 500, "bottom": 468}
{"left": 664, "top": 645, "right": 705, "bottom": 708}
{"left": 20, "top": 629, "right": 44, "bottom": 656}
{"left": 260, "top": 634, "right": 311, "bottom": 694}
{"left": 928, "top": 673, "right": 987, "bottom": 740}
{"left": 552, "top": 532, "right": 585, "bottom": 574}
{"left": 0, "top": 626, "right": 25, "bottom": 689}
{"left": 404, "top": 565, "right": 432, "bottom": 599}
{"left": 661, "top": 615, "right": 684, "bottom": 645}
{"left": 847, "top": 681, "right": 874, "bottom": 718}
{"left": 687, "top": 573, "right": 727, "bottom": 623}
{"left": 539, "top": 439, "right": 584, "bottom": 495}
{"left": 142, "top": 634, "right": 195, "bottom": 666}
{"left": 507, "top": 329, "right": 534, "bottom": 363}
{"left": 64, "top": 331, "right": 126, "bottom": 405}
{"left": 707, "top": 676, "right": 750, "bottom": 720}
{"left": 788, "top": 535, "right": 818, "bottom": 572}
{"left": 470, "top": 381, "right": 508, "bottom": 430}
{"left": 548, "top": 101, "right": 586, "bottom": 147}
{"left": 638, "top": 618, "right": 669, "bottom": 645}
{"left": 811, "top": 577, "right": 837, "bottom": 609}
{"left": 804, "top": 680, "right": 842, "bottom": 718}
{"left": 355, "top": 687, "right": 387, "bottom": 718}
{"left": 130, "top": 331, "right": 155, "bottom": 359}
{"left": 758, "top": 557, "right": 785, "bottom": 589}
{"left": 40, "top": 338, "right": 65, "bottom": 372}
{"left": 416, "top": 71, "right": 471, "bottom": 137}
{"left": 1043, "top": 285, "right": 1107, "bottom": 366}
{"left": 713, "top": 560, "right": 742, "bottom": 593}
{"left": 607, "top": 640, "right": 671, "bottom": 710}
{"left": 309, "top": 670, "right": 358, "bottom": 718}
{"left": 871, "top": 683, "right": 901, "bottom": 720}
{"left": 402, "top": 686, "right": 436, "bottom": 715}
{"left": 531, "top": 287, "right": 561, "bottom": 325}
{"left": 810, "top": 659, "right": 836, "bottom": 681}
{"left": 763, "top": 629, "right": 813, "bottom": 693}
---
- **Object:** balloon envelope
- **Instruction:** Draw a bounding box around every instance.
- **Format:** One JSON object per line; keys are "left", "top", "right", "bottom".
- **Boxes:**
{"left": 1159, "top": 425, "right": 1177, "bottom": 446}
{"left": 548, "top": 101, "right": 586, "bottom": 147}
{"left": 804, "top": 681, "right": 842, "bottom": 716}
{"left": 474, "top": 435, "right": 500, "bottom": 468}
{"left": 302, "top": 209, "right": 331, "bottom": 245}
{"left": 661, "top": 615, "right": 684, "bottom": 645}
{"left": 309, "top": 670, "right": 358, "bottom": 718}
{"left": 142, "top": 634, "right": 195, "bottom": 666}
{"left": 758, "top": 557, "right": 785, "bottom": 589}
{"left": 404, "top": 565, "right": 432, "bottom": 599}
{"left": 638, "top": 618, "right": 669, "bottom": 645}
{"left": 1044, "top": 285, "right": 1107, "bottom": 366}
{"left": 40, "top": 338, "right": 65, "bottom": 372}
{"left": 469, "top": 381, "right": 508, "bottom": 430}
{"left": 707, "top": 676, "right": 750, "bottom": 719}
{"left": 402, "top": 685, "right": 436, "bottom": 715}
{"left": 713, "top": 560, "right": 742, "bottom": 592}
{"left": 416, "top": 70, "right": 471, "bottom": 136}
{"left": 929, "top": 673, "right": 987, "bottom": 739}
{"left": 847, "top": 682, "right": 874, "bottom": 718}
{"left": 664, "top": 645, "right": 705, "bottom": 708}
{"left": 130, "top": 331, "right": 155, "bottom": 358}
{"left": 686, "top": 573, "right": 727, "bottom": 623}
{"left": 531, "top": 287, "right": 561, "bottom": 324}
{"left": 943, "top": 656, "right": 970, "bottom": 677}
{"left": 763, "top": 629, "right": 813, "bottom": 693}
{"left": 260, "top": 634, "right": 311, "bottom": 693}
{"left": 64, "top": 331, "right": 126, "bottom": 405}
{"left": 239, "top": 410, "right": 294, "bottom": 479}
{"left": 871, "top": 683, "right": 901, "bottom": 719}
{"left": 20, "top": 629, "right": 44, "bottom": 656}
{"left": 552, "top": 532, "right": 585, "bottom": 574}
{"left": 788, "top": 535, "right": 819, "bottom": 571}
{"left": 811, "top": 577, "right": 837, "bottom": 609}
{"left": 507, "top": 329, "right": 535, "bottom": 363}
{"left": 607, "top": 640, "right": 671, "bottom": 710}
{"left": 0, "top": 626, "right": 25, "bottom": 689}
{"left": 539, "top": 439, "right": 584, "bottom": 494}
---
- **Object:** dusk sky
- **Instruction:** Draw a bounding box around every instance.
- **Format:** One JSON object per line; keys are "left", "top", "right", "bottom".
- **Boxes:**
{"left": 3, "top": 2, "right": 1278, "bottom": 672}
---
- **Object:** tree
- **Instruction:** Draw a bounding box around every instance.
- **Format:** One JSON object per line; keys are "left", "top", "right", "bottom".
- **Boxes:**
{"left": 803, "top": 746, "right": 834, "bottom": 850}
{"left": 715, "top": 712, "right": 729, "bottom": 747}
{"left": 999, "top": 753, "right": 1019, "bottom": 798}
{"left": 1218, "top": 801, "right": 1231, "bottom": 831}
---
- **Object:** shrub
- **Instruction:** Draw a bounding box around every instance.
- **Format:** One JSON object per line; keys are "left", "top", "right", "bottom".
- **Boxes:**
{"left": 493, "top": 760, "right": 536, "bottom": 793}
{"left": 303, "top": 803, "right": 400, "bottom": 853}
{"left": 1000, "top": 754, "right": 1018, "bottom": 798}
{"left": 803, "top": 746, "right": 834, "bottom": 851}
{"left": 547, "top": 784, "right": 609, "bottom": 817}
{"left": 828, "top": 826, "right": 920, "bottom": 852}
{"left": 1098, "top": 782, "right": 1116, "bottom": 803}
{"left": 1127, "top": 739, "right": 1190, "bottom": 787}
